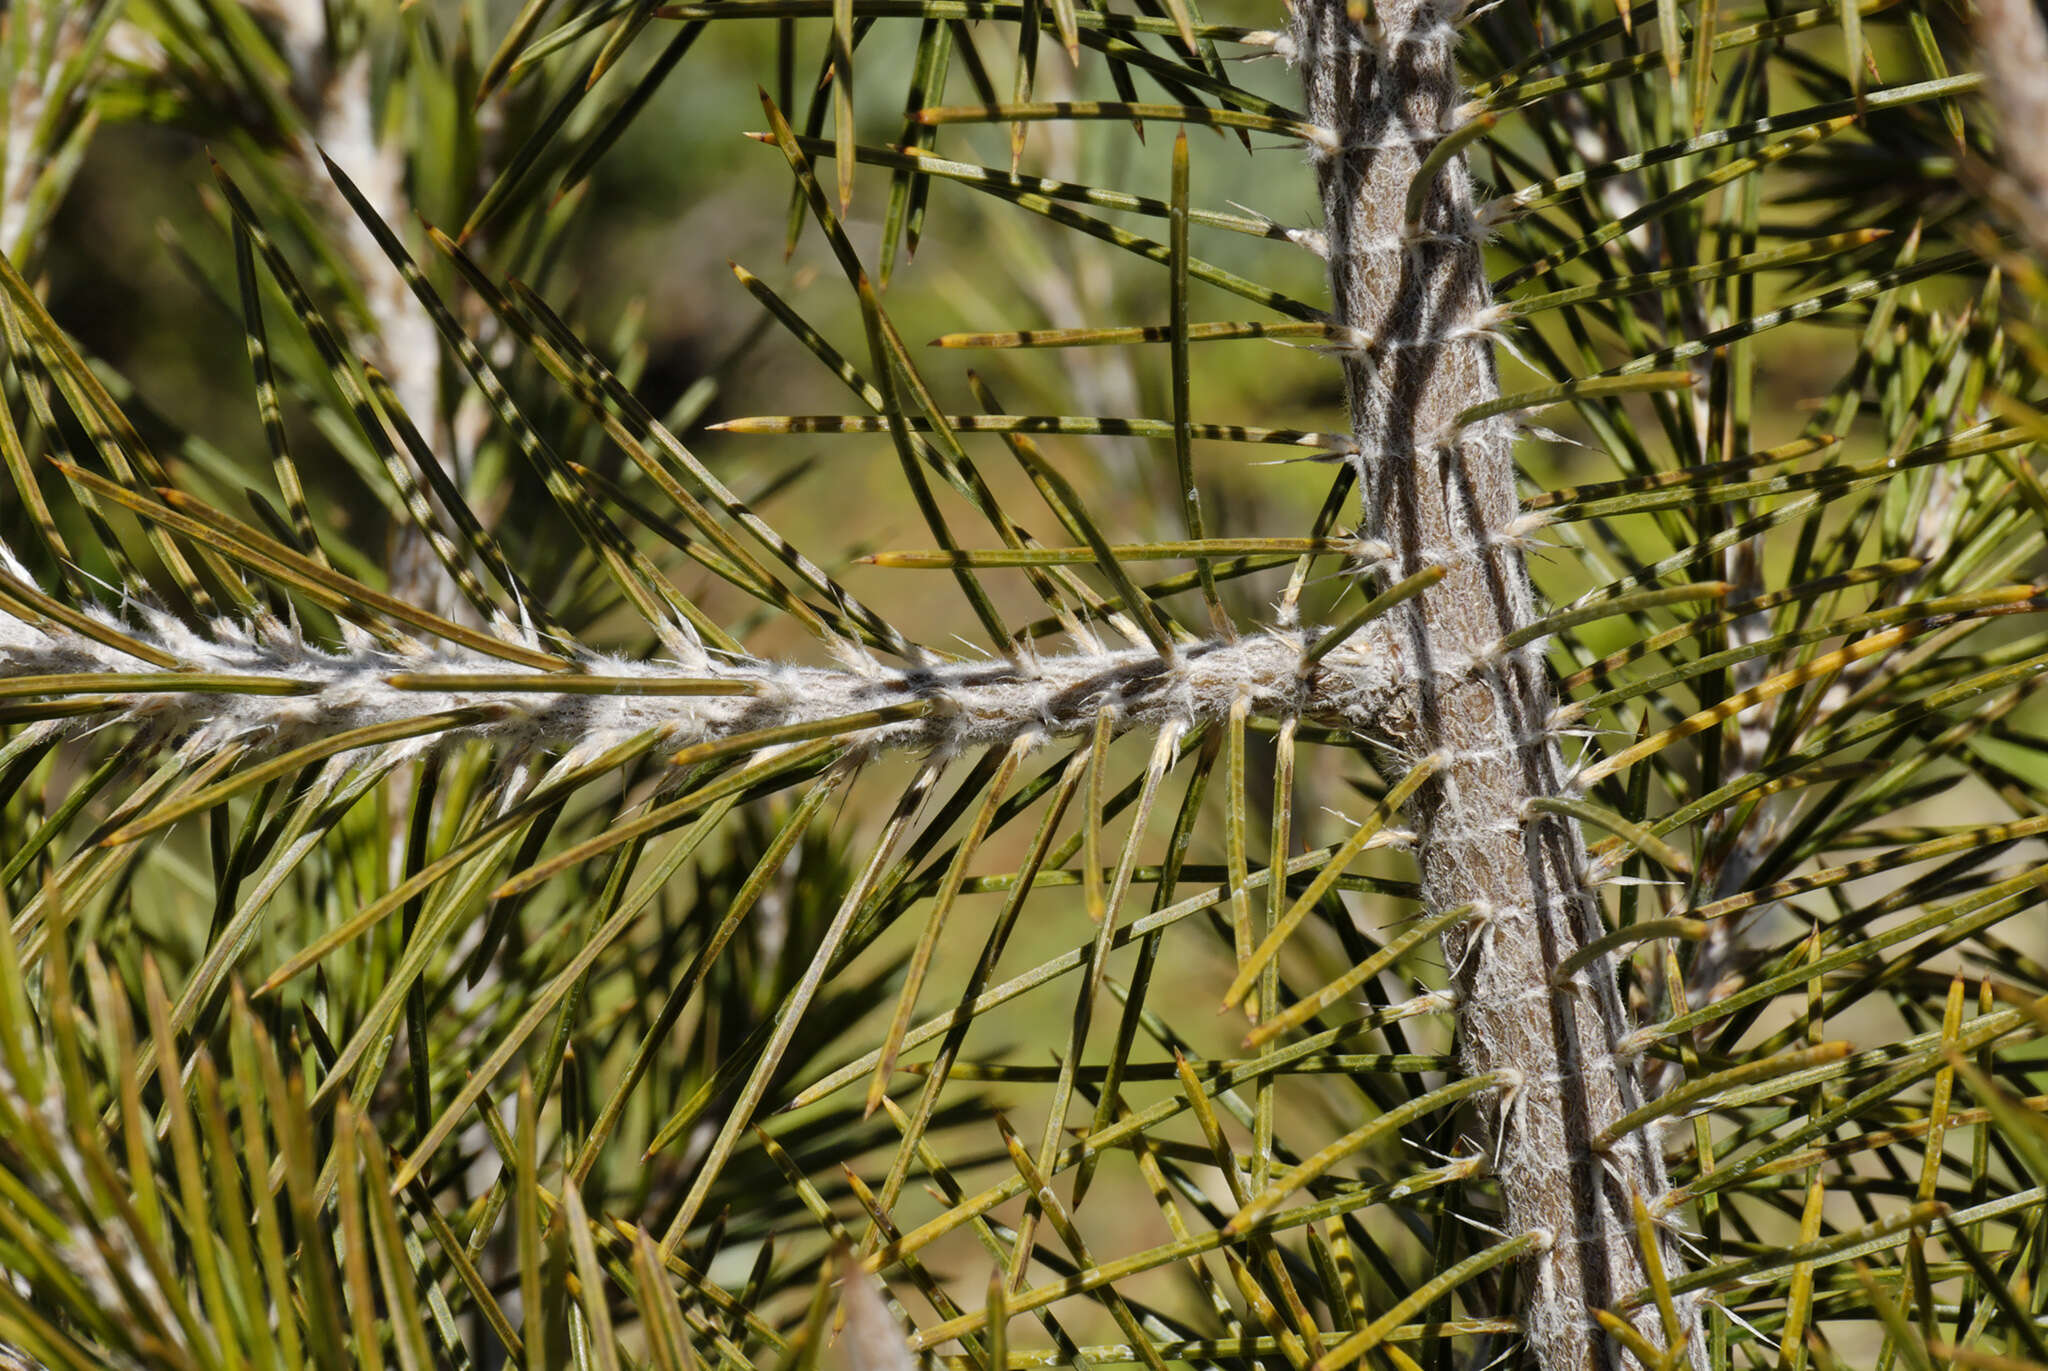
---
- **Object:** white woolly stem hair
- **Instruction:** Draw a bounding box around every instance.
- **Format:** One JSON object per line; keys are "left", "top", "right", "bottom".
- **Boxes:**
{"left": 1290, "top": 2, "right": 1704, "bottom": 1367}
{"left": 0, "top": 559, "right": 1411, "bottom": 783}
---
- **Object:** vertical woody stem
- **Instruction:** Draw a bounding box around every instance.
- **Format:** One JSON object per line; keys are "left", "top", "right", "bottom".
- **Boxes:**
{"left": 1290, "top": 2, "right": 1703, "bottom": 1367}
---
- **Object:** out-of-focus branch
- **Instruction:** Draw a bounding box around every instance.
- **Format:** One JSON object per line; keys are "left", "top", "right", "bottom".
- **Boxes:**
{"left": 1978, "top": 0, "right": 2048, "bottom": 257}
{"left": 256, "top": 1, "right": 456, "bottom": 614}
{"left": 1, "top": 3, "right": 99, "bottom": 266}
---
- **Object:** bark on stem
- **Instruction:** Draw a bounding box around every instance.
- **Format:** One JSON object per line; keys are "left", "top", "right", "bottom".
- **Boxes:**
{"left": 1290, "top": 3, "right": 1702, "bottom": 1366}
{"left": 1976, "top": 0, "right": 2048, "bottom": 259}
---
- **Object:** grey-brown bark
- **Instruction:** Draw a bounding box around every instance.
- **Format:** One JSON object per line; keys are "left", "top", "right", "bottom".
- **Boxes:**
{"left": 1977, "top": 0, "right": 2048, "bottom": 259}
{"left": 1290, "top": 1, "right": 1702, "bottom": 1365}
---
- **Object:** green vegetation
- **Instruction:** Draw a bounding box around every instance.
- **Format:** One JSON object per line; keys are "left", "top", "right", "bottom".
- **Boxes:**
{"left": 0, "top": 1, "right": 2045, "bottom": 1368}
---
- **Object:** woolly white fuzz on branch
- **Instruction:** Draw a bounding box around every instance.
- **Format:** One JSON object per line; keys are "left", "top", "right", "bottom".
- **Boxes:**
{"left": 0, "top": 569, "right": 1411, "bottom": 778}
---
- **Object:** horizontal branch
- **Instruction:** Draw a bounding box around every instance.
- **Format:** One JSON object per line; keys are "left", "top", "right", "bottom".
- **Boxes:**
{"left": 0, "top": 582, "right": 1412, "bottom": 789}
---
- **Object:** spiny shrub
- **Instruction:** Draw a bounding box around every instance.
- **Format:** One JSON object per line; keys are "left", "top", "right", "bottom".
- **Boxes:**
{"left": 0, "top": 1, "right": 2045, "bottom": 1369}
